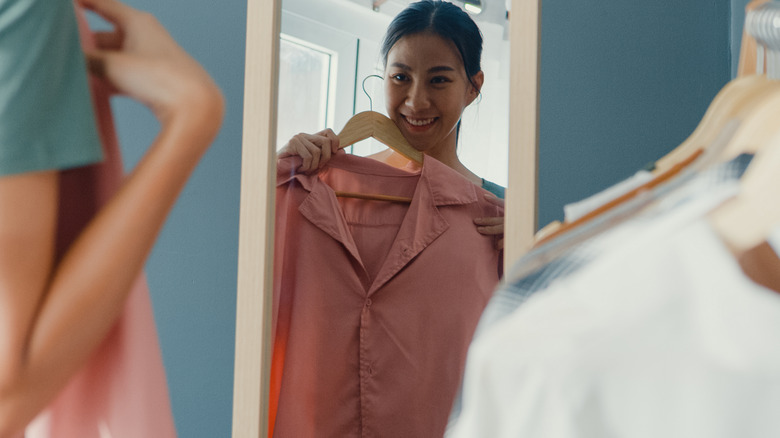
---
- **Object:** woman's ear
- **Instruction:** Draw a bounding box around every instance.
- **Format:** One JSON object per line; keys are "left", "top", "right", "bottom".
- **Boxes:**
{"left": 467, "top": 71, "right": 485, "bottom": 104}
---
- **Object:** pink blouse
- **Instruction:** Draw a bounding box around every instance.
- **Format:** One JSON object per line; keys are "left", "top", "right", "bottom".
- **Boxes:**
{"left": 272, "top": 152, "right": 502, "bottom": 437}
{"left": 25, "top": 7, "right": 176, "bottom": 437}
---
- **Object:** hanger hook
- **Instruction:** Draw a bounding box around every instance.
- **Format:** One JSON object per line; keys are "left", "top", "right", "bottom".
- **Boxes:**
{"left": 361, "top": 74, "right": 383, "bottom": 111}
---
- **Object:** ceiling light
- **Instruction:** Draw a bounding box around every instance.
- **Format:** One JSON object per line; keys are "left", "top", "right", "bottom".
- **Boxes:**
{"left": 463, "top": 0, "right": 483, "bottom": 15}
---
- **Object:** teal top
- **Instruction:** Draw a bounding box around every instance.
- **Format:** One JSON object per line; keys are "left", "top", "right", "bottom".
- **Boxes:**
{"left": 481, "top": 178, "right": 505, "bottom": 199}
{"left": 0, "top": 0, "right": 103, "bottom": 177}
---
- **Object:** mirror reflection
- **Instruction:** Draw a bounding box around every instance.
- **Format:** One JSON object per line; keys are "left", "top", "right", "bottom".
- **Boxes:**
{"left": 277, "top": 0, "right": 509, "bottom": 186}
{"left": 271, "top": 0, "right": 510, "bottom": 435}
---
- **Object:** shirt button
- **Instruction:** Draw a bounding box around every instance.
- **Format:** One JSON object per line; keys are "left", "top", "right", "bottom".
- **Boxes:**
{"left": 365, "top": 299, "right": 372, "bottom": 308}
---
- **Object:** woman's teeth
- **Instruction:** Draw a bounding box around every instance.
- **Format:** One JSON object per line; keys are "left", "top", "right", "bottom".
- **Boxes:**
{"left": 406, "top": 117, "right": 435, "bottom": 126}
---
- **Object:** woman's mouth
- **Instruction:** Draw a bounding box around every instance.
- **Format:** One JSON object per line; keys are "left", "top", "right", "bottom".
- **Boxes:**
{"left": 403, "top": 116, "right": 437, "bottom": 129}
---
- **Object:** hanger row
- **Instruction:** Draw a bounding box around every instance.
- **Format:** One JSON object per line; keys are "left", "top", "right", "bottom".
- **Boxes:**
{"left": 747, "top": 1, "right": 780, "bottom": 78}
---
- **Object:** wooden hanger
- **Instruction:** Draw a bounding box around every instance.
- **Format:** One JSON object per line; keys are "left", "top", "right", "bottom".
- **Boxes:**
{"left": 332, "top": 111, "right": 423, "bottom": 203}
{"left": 652, "top": 74, "right": 770, "bottom": 173}
{"left": 709, "top": 96, "right": 780, "bottom": 259}
{"left": 655, "top": 0, "right": 777, "bottom": 172}
{"left": 719, "top": 2, "right": 780, "bottom": 161}
{"left": 532, "top": 76, "right": 767, "bottom": 247}
{"left": 337, "top": 111, "right": 423, "bottom": 164}
{"left": 533, "top": 0, "right": 780, "bottom": 248}
{"left": 703, "top": 1, "right": 780, "bottom": 267}
{"left": 533, "top": 148, "right": 704, "bottom": 246}
{"left": 689, "top": 1, "right": 780, "bottom": 270}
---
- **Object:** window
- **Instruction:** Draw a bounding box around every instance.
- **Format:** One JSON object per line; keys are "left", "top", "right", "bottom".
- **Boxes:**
{"left": 276, "top": 36, "right": 334, "bottom": 150}
{"left": 277, "top": 11, "right": 358, "bottom": 150}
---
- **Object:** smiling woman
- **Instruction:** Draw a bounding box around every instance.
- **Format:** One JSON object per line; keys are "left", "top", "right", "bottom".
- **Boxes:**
{"left": 382, "top": 33, "right": 485, "bottom": 183}
{"left": 266, "top": 1, "right": 507, "bottom": 436}
{"left": 233, "top": 0, "right": 542, "bottom": 433}
{"left": 280, "top": 0, "right": 506, "bottom": 208}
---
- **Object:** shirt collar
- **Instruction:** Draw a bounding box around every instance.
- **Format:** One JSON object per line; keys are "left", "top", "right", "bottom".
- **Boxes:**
{"left": 277, "top": 151, "right": 479, "bottom": 206}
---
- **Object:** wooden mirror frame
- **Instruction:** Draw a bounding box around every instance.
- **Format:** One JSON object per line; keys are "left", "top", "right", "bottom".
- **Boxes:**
{"left": 231, "top": 0, "right": 539, "bottom": 436}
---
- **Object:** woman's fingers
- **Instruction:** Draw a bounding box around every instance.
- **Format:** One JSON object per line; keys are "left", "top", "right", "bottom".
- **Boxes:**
{"left": 93, "top": 31, "right": 124, "bottom": 51}
{"left": 318, "top": 134, "right": 332, "bottom": 164}
{"left": 300, "top": 138, "right": 322, "bottom": 171}
{"left": 77, "top": 0, "right": 137, "bottom": 26}
{"left": 475, "top": 214, "right": 505, "bottom": 250}
{"left": 83, "top": 50, "right": 122, "bottom": 95}
{"left": 321, "top": 129, "right": 340, "bottom": 153}
{"left": 482, "top": 192, "right": 505, "bottom": 208}
{"left": 474, "top": 217, "right": 504, "bottom": 234}
{"left": 284, "top": 132, "right": 338, "bottom": 172}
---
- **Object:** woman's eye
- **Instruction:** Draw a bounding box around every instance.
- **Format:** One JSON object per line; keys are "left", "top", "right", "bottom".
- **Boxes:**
{"left": 391, "top": 73, "right": 408, "bottom": 81}
{"left": 431, "top": 76, "right": 451, "bottom": 84}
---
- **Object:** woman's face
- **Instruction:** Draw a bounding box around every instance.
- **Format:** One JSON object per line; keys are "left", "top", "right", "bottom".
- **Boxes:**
{"left": 384, "top": 32, "right": 482, "bottom": 156}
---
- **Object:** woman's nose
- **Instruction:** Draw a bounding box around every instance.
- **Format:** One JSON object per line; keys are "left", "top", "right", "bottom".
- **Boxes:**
{"left": 405, "top": 82, "right": 430, "bottom": 111}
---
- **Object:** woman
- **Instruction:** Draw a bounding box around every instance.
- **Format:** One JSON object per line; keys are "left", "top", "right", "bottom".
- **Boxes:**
{"left": 0, "top": 0, "right": 223, "bottom": 435}
{"left": 272, "top": 1, "right": 505, "bottom": 436}
{"left": 280, "top": 0, "right": 505, "bottom": 249}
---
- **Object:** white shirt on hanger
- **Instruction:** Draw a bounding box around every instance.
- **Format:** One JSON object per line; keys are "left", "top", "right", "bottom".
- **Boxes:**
{"left": 449, "top": 213, "right": 780, "bottom": 438}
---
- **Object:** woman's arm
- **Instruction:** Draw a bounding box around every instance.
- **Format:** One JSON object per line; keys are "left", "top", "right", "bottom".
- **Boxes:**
{"left": 0, "top": 0, "right": 224, "bottom": 435}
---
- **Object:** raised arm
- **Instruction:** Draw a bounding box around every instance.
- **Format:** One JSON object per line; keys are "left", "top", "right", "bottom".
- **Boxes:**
{"left": 0, "top": 0, "right": 224, "bottom": 435}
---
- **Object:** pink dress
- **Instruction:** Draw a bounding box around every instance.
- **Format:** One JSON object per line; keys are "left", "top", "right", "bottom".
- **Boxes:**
{"left": 25, "top": 6, "right": 177, "bottom": 438}
{"left": 271, "top": 152, "right": 503, "bottom": 437}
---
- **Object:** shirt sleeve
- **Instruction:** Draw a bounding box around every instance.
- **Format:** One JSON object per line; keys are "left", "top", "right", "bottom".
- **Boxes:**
{"left": 0, "top": 0, "right": 103, "bottom": 177}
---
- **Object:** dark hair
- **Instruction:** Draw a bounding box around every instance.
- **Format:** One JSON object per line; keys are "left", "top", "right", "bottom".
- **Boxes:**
{"left": 380, "top": 0, "right": 483, "bottom": 89}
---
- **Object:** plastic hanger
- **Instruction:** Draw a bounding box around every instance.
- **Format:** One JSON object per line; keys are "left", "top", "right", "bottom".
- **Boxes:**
{"left": 332, "top": 111, "right": 423, "bottom": 203}
{"left": 738, "top": 0, "right": 772, "bottom": 77}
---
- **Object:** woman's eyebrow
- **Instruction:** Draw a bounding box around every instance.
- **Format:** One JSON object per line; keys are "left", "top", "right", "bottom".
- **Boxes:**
{"left": 389, "top": 62, "right": 411, "bottom": 70}
{"left": 388, "top": 63, "right": 456, "bottom": 73}
{"left": 428, "top": 66, "right": 456, "bottom": 73}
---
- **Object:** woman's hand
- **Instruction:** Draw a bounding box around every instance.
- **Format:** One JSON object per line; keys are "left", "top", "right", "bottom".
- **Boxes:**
{"left": 79, "top": 0, "right": 224, "bottom": 133}
{"left": 278, "top": 129, "right": 340, "bottom": 172}
{"left": 475, "top": 194, "right": 505, "bottom": 250}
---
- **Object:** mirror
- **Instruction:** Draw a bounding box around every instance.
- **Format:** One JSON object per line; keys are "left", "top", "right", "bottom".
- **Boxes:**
{"left": 234, "top": 0, "right": 533, "bottom": 436}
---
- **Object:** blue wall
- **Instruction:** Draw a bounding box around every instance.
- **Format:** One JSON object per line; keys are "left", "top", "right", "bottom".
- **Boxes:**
{"left": 110, "top": 1, "right": 245, "bottom": 436}
{"left": 537, "top": 1, "right": 732, "bottom": 227}
{"left": 108, "top": 1, "right": 733, "bottom": 436}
